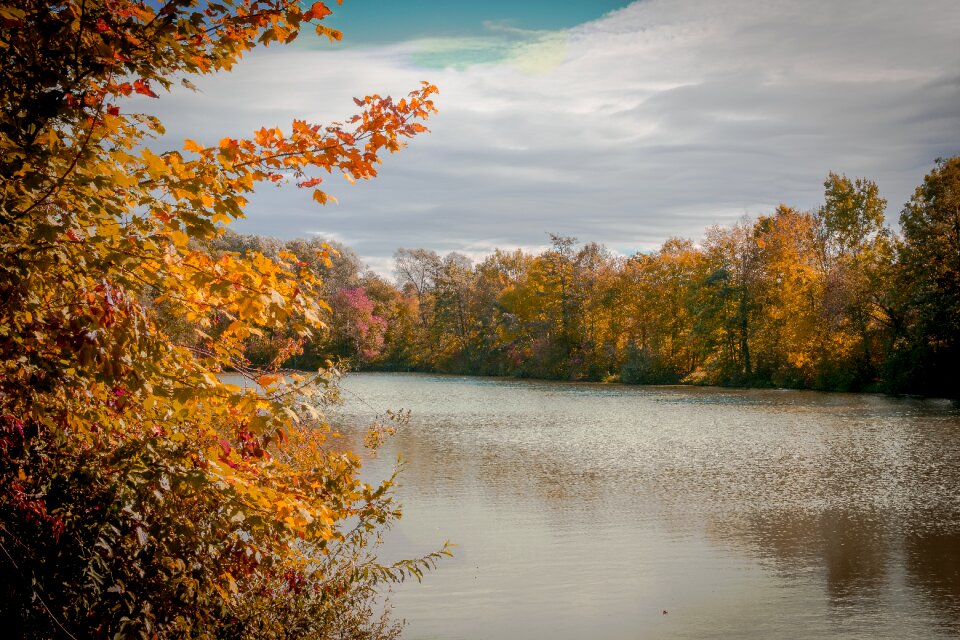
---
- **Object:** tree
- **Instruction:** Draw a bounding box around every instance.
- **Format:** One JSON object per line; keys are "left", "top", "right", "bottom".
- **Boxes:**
{"left": 474, "top": 249, "right": 535, "bottom": 375}
{"left": 286, "top": 236, "right": 365, "bottom": 296}
{"left": 750, "top": 207, "right": 822, "bottom": 386}
{"left": 360, "top": 270, "right": 419, "bottom": 370}
{"left": 816, "top": 172, "right": 887, "bottom": 263}
{"left": 328, "top": 287, "right": 388, "bottom": 364}
{"left": 394, "top": 248, "right": 441, "bottom": 306}
{"left": 431, "top": 252, "right": 476, "bottom": 368}
{"left": 531, "top": 234, "right": 581, "bottom": 377}
{"left": 391, "top": 247, "right": 441, "bottom": 367}
{"left": 0, "top": 1, "right": 445, "bottom": 637}
{"left": 896, "top": 156, "right": 960, "bottom": 397}
{"left": 571, "top": 242, "right": 617, "bottom": 379}
{"left": 620, "top": 238, "right": 701, "bottom": 383}
{"left": 814, "top": 173, "right": 893, "bottom": 387}
{"left": 693, "top": 222, "right": 762, "bottom": 384}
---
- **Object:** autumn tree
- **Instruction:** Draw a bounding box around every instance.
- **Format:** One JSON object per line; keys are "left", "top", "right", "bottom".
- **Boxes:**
{"left": 328, "top": 287, "right": 388, "bottom": 364}
{"left": 392, "top": 247, "right": 441, "bottom": 364}
{"left": 817, "top": 173, "right": 887, "bottom": 262}
{"left": 360, "top": 270, "right": 420, "bottom": 370}
{"left": 814, "top": 173, "right": 893, "bottom": 387}
{"left": 474, "top": 249, "right": 536, "bottom": 375}
{"left": 431, "top": 252, "right": 477, "bottom": 368}
{"left": 0, "top": 1, "right": 444, "bottom": 638}
{"left": 895, "top": 156, "right": 960, "bottom": 397}
{"left": 690, "top": 222, "right": 762, "bottom": 384}
{"left": 619, "top": 238, "right": 701, "bottom": 383}
{"left": 570, "top": 242, "right": 619, "bottom": 379}
{"left": 750, "top": 206, "right": 822, "bottom": 386}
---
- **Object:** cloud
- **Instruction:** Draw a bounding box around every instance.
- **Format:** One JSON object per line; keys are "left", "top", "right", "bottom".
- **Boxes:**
{"left": 142, "top": 0, "right": 960, "bottom": 277}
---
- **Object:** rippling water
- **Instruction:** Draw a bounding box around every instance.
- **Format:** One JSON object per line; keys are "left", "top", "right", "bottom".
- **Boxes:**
{"left": 329, "top": 373, "right": 960, "bottom": 639}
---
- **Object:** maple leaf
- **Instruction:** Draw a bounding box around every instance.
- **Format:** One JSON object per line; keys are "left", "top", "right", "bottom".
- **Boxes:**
{"left": 133, "top": 78, "right": 158, "bottom": 98}
{"left": 303, "top": 2, "right": 332, "bottom": 21}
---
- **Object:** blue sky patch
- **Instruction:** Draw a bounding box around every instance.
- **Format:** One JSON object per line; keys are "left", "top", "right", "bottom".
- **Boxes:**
{"left": 319, "top": 0, "right": 633, "bottom": 45}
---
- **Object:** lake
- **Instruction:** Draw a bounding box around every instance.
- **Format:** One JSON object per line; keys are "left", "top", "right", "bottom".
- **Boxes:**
{"left": 328, "top": 372, "right": 960, "bottom": 639}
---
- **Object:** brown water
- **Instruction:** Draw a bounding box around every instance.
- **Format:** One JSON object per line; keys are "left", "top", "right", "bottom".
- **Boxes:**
{"left": 329, "top": 373, "right": 960, "bottom": 640}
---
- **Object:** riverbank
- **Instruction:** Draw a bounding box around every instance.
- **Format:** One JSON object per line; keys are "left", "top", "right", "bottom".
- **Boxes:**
{"left": 345, "top": 364, "right": 959, "bottom": 402}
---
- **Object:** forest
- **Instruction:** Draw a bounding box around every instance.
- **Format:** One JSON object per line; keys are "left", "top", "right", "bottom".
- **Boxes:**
{"left": 219, "top": 160, "right": 960, "bottom": 399}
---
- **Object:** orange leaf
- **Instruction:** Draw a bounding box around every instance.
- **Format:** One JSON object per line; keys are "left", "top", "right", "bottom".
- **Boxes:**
{"left": 304, "top": 2, "right": 331, "bottom": 20}
{"left": 133, "top": 79, "right": 158, "bottom": 98}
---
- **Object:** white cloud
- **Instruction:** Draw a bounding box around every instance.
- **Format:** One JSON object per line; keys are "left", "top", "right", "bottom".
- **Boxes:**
{"left": 143, "top": 0, "right": 960, "bottom": 274}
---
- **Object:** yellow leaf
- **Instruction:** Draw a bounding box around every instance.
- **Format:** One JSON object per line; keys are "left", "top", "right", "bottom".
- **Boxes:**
{"left": 223, "top": 572, "right": 238, "bottom": 595}
{"left": 141, "top": 148, "right": 168, "bottom": 178}
{"left": 169, "top": 230, "right": 190, "bottom": 247}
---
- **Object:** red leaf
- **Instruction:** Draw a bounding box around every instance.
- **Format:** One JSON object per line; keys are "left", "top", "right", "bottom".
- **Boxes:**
{"left": 133, "top": 79, "right": 158, "bottom": 98}
{"left": 304, "top": 2, "right": 332, "bottom": 20}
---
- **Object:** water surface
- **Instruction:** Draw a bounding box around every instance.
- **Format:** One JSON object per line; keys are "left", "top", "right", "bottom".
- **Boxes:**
{"left": 330, "top": 373, "right": 960, "bottom": 639}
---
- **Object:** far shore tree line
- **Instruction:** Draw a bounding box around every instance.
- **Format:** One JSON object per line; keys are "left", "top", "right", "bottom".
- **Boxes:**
{"left": 215, "top": 157, "right": 960, "bottom": 399}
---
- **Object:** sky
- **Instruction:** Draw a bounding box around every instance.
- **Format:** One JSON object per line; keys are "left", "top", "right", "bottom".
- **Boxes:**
{"left": 145, "top": 0, "right": 960, "bottom": 276}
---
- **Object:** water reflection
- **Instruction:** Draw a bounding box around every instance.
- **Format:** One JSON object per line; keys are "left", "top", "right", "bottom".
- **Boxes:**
{"left": 906, "top": 530, "right": 960, "bottom": 630}
{"left": 331, "top": 374, "right": 960, "bottom": 639}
